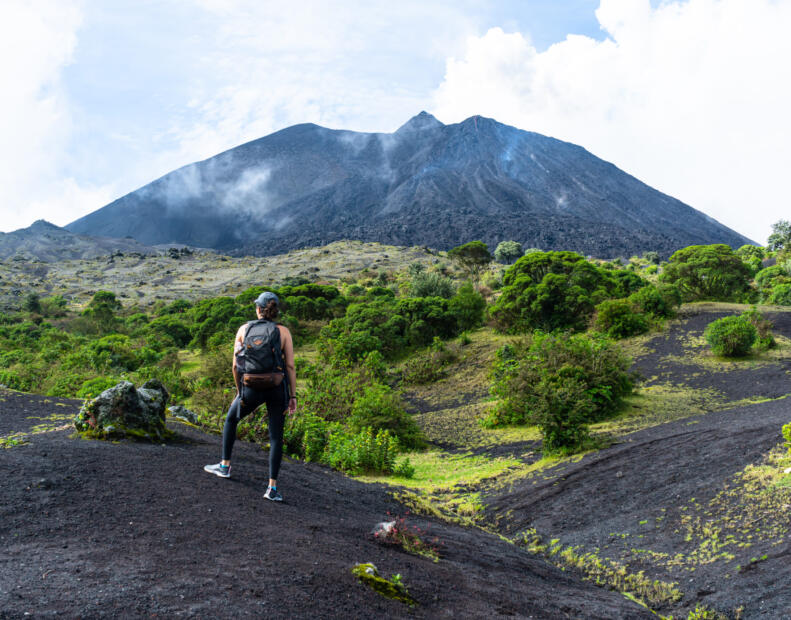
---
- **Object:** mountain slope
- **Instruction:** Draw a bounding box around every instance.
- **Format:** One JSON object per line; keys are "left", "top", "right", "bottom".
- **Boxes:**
{"left": 67, "top": 113, "right": 752, "bottom": 257}
{"left": 0, "top": 220, "right": 156, "bottom": 261}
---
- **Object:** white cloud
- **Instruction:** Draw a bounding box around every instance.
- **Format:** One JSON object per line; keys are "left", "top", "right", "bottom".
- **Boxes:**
{"left": 0, "top": 0, "right": 111, "bottom": 231}
{"left": 432, "top": 0, "right": 791, "bottom": 244}
{"left": 157, "top": 0, "right": 475, "bottom": 167}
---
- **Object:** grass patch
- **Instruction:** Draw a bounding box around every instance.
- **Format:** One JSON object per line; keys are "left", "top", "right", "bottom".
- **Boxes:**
{"left": 356, "top": 450, "right": 521, "bottom": 490}
{"left": 591, "top": 384, "right": 725, "bottom": 437}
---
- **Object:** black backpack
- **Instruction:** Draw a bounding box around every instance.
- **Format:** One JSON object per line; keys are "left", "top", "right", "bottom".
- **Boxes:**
{"left": 235, "top": 319, "right": 283, "bottom": 375}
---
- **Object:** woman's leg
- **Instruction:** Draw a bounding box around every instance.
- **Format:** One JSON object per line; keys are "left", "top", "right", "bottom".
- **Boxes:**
{"left": 221, "top": 396, "right": 243, "bottom": 462}
{"left": 267, "top": 405, "right": 286, "bottom": 484}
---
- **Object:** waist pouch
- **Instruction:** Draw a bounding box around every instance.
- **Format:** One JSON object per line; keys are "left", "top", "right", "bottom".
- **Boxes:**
{"left": 243, "top": 372, "right": 285, "bottom": 391}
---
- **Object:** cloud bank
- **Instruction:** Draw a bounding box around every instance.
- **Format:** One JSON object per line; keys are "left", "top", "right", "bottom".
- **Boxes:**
{"left": 433, "top": 0, "right": 791, "bottom": 244}
{"left": 0, "top": 1, "right": 115, "bottom": 232}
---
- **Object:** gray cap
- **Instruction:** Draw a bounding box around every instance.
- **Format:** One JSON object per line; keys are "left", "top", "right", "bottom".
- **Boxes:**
{"left": 254, "top": 291, "right": 279, "bottom": 307}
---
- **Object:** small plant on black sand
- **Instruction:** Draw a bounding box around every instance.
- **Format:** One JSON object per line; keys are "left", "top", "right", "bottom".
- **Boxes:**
{"left": 351, "top": 563, "right": 417, "bottom": 606}
{"left": 374, "top": 513, "right": 440, "bottom": 562}
{"left": 703, "top": 315, "right": 757, "bottom": 357}
{"left": 782, "top": 423, "right": 791, "bottom": 455}
{"left": 740, "top": 307, "right": 775, "bottom": 350}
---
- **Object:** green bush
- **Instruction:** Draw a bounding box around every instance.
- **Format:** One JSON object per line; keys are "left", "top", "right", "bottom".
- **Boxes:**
{"left": 284, "top": 411, "right": 409, "bottom": 476}
{"left": 347, "top": 384, "right": 424, "bottom": 449}
{"left": 628, "top": 283, "right": 679, "bottom": 318}
{"left": 704, "top": 316, "right": 757, "bottom": 357}
{"left": 0, "top": 369, "right": 30, "bottom": 391}
{"left": 490, "top": 251, "right": 631, "bottom": 333}
{"left": 740, "top": 308, "right": 775, "bottom": 350}
{"left": 782, "top": 423, "right": 791, "bottom": 454}
{"left": 408, "top": 272, "right": 455, "bottom": 299}
{"left": 594, "top": 299, "right": 649, "bottom": 339}
{"left": 485, "top": 333, "right": 634, "bottom": 453}
{"left": 448, "top": 282, "right": 486, "bottom": 331}
{"left": 767, "top": 283, "right": 791, "bottom": 306}
{"left": 659, "top": 244, "right": 753, "bottom": 302}
{"left": 77, "top": 376, "right": 121, "bottom": 399}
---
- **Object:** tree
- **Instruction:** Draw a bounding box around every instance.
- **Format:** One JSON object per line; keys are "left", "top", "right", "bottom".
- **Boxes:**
{"left": 735, "top": 244, "right": 766, "bottom": 274}
{"left": 642, "top": 251, "right": 660, "bottom": 265}
{"left": 767, "top": 220, "right": 791, "bottom": 252}
{"left": 659, "top": 244, "right": 753, "bottom": 302}
{"left": 22, "top": 293, "right": 41, "bottom": 314}
{"left": 447, "top": 241, "right": 492, "bottom": 282}
{"left": 494, "top": 240, "right": 523, "bottom": 264}
{"left": 490, "top": 251, "right": 624, "bottom": 333}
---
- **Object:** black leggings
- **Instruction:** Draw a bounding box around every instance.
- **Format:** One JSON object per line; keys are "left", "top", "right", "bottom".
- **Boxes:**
{"left": 222, "top": 384, "right": 287, "bottom": 480}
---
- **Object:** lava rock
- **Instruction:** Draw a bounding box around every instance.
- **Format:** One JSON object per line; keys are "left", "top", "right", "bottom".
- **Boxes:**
{"left": 73, "top": 380, "right": 171, "bottom": 441}
{"left": 168, "top": 405, "right": 198, "bottom": 424}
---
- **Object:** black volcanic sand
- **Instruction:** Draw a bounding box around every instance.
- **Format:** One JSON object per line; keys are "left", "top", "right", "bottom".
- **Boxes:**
{"left": 0, "top": 391, "right": 650, "bottom": 619}
{"left": 483, "top": 309, "right": 791, "bottom": 618}
{"left": 485, "top": 398, "right": 791, "bottom": 618}
{"left": 630, "top": 309, "right": 791, "bottom": 401}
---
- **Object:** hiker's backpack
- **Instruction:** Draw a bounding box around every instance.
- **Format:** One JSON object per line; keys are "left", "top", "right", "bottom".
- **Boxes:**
{"left": 235, "top": 319, "right": 283, "bottom": 375}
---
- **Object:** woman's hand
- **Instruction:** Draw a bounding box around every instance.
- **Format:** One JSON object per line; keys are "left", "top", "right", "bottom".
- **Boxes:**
{"left": 288, "top": 396, "right": 297, "bottom": 414}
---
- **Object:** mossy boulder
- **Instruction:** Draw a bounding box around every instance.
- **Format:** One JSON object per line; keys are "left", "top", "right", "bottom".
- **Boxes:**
{"left": 74, "top": 379, "right": 172, "bottom": 441}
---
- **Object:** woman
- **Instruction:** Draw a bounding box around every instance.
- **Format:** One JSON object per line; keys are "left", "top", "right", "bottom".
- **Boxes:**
{"left": 204, "top": 291, "right": 297, "bottom": 502}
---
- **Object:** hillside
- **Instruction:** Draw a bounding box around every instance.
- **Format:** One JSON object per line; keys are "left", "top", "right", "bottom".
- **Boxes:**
{"left": 0, "top": 389, "right": 651, "bottom": 619}
{"left": 0, "top": 220, "right": 157, "bottom": 262}
{"left": 66, "top": 112, "right": 752, "bottom": 258}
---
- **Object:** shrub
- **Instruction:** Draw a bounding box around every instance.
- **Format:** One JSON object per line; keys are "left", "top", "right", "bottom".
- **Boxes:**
{"left": 594, "top": 299, "right": 649, "bottom": 339}
{"left": 628, "top": 284, "right": 678, "bottom": 318}
{"left": 768, "top": 283, "right": 791, "bottom": 306}
{"left": 485, "top": 333, "right": 634, "bottom": 452}
{"left": 448, "top": 282, "right": 486, "bottom": 331}
{"left": 782, "top": 423, "right": 791, "bottom": 454}
{"left": 408, "top": 272, "right": 455, "bottom": 299}
{"left": 490, "top": 251, "right": 626, "bottom": 333}
{"left": 756, "top": 266, "right": 791, "bottom": 301}
{"left": 740, "top": 307, "right": 775, "bottom": 350}
{"left": 659, "top": 244, "right": 753, "bottom": 302}
{"left": 77, "top": 376, "right": 121, "bottom": 399}
{"left": 347, "top": 384, "right": 424, "bottom": 449}
{"left": 736, "top": 244, "right": 766, "bottom": 274}
{"left": 704, "top": 316, "right": 757, "bottom": 357}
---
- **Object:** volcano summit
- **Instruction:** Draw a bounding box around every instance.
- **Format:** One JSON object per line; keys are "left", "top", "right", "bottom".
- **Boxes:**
{"left": 67, "top": 113, "right": 751, "bottom": 257}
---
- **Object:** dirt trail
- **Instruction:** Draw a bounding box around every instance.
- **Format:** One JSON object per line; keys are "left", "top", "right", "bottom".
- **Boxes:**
{"left": 0, "top": 390, "right": 650, "bottom": 619}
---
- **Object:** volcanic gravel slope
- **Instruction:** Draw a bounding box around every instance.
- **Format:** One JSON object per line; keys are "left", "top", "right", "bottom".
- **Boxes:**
{"left": 0, "top": 390, "right": 650, "bottom": 619}
{"left": 484, "top": 308, "right": 791, "bottom": 618}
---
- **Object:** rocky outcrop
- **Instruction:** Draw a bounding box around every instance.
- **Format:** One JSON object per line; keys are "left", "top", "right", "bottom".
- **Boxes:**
{"left": 74, "top": 379, "right": 171, "bottom": 441}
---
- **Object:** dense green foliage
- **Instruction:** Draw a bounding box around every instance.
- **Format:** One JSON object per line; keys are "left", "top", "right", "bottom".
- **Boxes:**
{"left": 484, "top": 333, "right": 634, "bottom": 453}
{"left": 490, "top": 251, "right": 646, "bottom": 333}
{"left": 660, "top": 244, "right": 753, "bottom": 302}
{"left": 594, "top": 299, "right": 649, "bottom": 339}
{"left": 704, "top": 315, "right": 758, "bottom": 357}
{"left": 735, "top": 244, "right": 766, "bottom": 274}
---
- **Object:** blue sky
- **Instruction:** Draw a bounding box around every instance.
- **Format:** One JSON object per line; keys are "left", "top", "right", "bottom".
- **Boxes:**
{"left": 1, "top": 0, "right": 789, "bottom": 244}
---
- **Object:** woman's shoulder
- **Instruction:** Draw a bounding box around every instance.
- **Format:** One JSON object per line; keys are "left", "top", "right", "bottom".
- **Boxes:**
{"left": 277, "top": 323, "right": 292, "bottom": 338}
